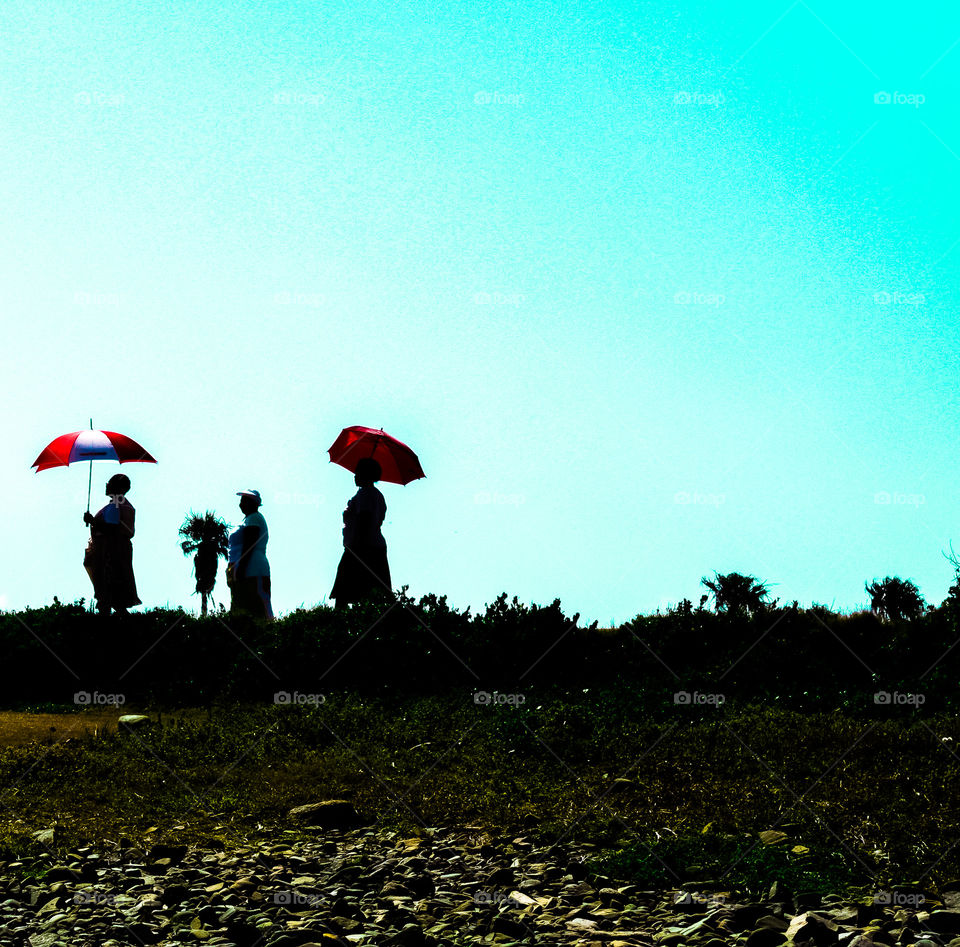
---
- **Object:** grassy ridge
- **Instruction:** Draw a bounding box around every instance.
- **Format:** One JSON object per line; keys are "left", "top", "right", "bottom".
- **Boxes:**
{"left": 4, "top": 592, "right": 960, "bottom": 712}
{"left": 1, "top": 694, "right": 958, "bottom": 896}
{"left": 3, "top": 591, "right": 959, "bottom": 896}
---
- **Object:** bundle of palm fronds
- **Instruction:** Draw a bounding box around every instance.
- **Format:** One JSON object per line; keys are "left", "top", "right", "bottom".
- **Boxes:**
{"left": 179, "top": 511, "right": 230, "bottom": 614}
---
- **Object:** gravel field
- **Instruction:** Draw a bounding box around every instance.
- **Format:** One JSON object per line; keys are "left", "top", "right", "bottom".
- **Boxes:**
{"left": 2, "top": 814, "right": 959, "bottom": 947}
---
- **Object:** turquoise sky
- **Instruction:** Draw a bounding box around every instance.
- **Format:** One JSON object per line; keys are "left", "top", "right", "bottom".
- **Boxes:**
{"left": 2, "top": 1, "right": 958, "bottom": 624}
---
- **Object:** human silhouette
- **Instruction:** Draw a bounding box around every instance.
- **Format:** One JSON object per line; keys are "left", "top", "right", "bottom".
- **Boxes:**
{"left": 330, "top": 457, "right": 392, "bottom": 607}
{"left": 227, "top": 489, "right": 273, "bottom": 619}
{"left": 83, "top": 473, "right": 141, "bottom": 615}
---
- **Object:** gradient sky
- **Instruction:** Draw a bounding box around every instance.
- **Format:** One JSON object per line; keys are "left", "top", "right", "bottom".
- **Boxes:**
{"left": 2, "top": 1, "right": 958, "bottom": 625}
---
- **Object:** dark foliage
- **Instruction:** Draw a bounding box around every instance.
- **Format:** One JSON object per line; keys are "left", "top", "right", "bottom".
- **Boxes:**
{"left": 3, "top": 589, "right": 960, "bottom": 714}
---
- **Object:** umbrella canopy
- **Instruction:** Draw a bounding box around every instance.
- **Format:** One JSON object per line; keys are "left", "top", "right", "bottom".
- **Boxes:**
{"left": 32, "top": 429, "right": 157, "bottom": 471}
{"left": 32, "top": 427, "right": 157, "bottom": 511}
{"left": 328, "top": 426, "right": 425, "bottom": 485}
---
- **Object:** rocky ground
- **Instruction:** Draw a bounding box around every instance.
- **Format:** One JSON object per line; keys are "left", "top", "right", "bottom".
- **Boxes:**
{"left": 2, "top": 806, "right": 960, "bottom": 947}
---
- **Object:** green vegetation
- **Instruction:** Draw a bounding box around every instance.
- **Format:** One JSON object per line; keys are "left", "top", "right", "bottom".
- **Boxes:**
{"left": 592, "top": 831, "right": 868, "bottom": 898}
{"left": 700, "top": 571, "right": 776, "bottom": 616}
{"left": 3, "top": 580, "right": 960, "bottom": 897}
{"left": 4, "top": 583, "right": 960, "bottom": 712}
{"left": 179, "top": 510, "right": 230, "bottom": 616}
{"left": 865, "top": 576, "right": 927, "bottom": 622}
{"left": 1, "top": 696, "right": 959, "bottom": 897}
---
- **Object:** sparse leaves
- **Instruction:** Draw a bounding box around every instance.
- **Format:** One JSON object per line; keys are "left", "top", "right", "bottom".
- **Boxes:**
{"left": 700, "top": 572, "right": 776, "bottom": 616}
{"left": 865, "top": 576, "right": 926, "bottom": 622}
{"left": 179, "top": 511, "right": 230, "bottom": 614}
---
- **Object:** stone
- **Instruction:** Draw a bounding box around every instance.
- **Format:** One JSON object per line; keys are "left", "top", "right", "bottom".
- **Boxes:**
{"left": 160, "top": 885, "right": 190, "bottom": 905}
{"left": 759, "top": 831, "right": 789, "bottom": 846}
{"left": 726, "top": 905, "right": 778, "bottom": 931}
{"left": 785, "top": 911, "right": 840, "bottom": 945}
{"left": 384, "top": 922, "right": 428, "bottom": 946}
{"left": 924, "top": 912, "right": 960, "bottom": 936}
{"left": 746, "top": 930, "right": 788, "bottom": 947}
{"left": 287, "top": 801, "right": 366, "bottom": 829}
{"left": 3, "top": 823, "right": 952, "bottom": 947}
{"left": 484, "top": 866, "right": 516, "bottom": 886}
{"left": 43, "top": 867, "right": 82, "bottom": 883}
{"left": 755, "top": 915, "right": 790, "bottom": 931}
{"left": 148, "top": 844, "right": 188, "bottom": 864}
{"left": 27, "top": 934, "right": 61, "bottom": 947}
{"left": 493, "top": 915, "right": 531, "bottom": 937}
{"left": 793, "top": 891, "right": 824, "bottom": 912}
{"left": 769, "top": 882, "right": 792, "bottom": 902}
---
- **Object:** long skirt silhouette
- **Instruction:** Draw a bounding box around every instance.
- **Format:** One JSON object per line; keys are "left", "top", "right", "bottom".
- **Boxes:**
{"left": 330, "top": 544, "right": 391, "bottom": 604}
{"left": 84, "top": 500, "right": 141, "bottom": 610}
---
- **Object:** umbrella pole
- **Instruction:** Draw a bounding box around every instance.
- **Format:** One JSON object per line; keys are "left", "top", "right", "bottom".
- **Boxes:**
{"left": 86, "top": 418, "right": 93, "bottom": 512}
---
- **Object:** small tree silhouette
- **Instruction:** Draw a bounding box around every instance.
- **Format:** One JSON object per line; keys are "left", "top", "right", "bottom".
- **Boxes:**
{"left": 942, "top": 542, "right": 960, "bottom": 610}
{"left": 864, "top": 576, "right": 925, "bottom": 622}
{"left": 179, "top": 511, "right": 230, "bottom": 616}
{"left": 701, "top": 571, "right": 775, "bottom": 616}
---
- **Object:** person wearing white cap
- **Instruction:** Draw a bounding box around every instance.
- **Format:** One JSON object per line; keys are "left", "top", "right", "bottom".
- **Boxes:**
{"left": 226, "top": 489, "right": 273, "bottom": 619}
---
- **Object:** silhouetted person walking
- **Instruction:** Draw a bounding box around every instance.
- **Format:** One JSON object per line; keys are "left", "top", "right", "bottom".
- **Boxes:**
{"left": 83, "top": 473, "right": 141, "bottom": 615}
{"left": 330, "top": 458, "right": 392, "bottom": 607}
{"left": 227, "top": 489, "right": 273, "bottom": 619}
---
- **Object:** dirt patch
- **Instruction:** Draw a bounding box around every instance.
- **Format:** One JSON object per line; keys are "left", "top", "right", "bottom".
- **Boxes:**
{"left": 0, "top": 711, "right": 128, "bottom": 747}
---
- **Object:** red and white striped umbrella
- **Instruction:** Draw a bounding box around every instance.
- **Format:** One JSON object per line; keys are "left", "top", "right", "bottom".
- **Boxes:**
{"left": 32, "top": 424, "right": 157, "bottom": 509}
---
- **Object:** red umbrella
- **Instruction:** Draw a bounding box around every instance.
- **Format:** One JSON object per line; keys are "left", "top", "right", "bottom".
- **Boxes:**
{"left": 328, "top": 426, "right": 425, "bottom": 485}
{"left": 32, "top": 421, "right": 157, "bottom": 510}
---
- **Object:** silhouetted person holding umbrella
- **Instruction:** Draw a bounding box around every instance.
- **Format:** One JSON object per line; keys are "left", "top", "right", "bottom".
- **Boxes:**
{"left": 330, "top": 457, "right": 392, "bottom": 607}
{"left": 83, "top": 473, "right": 141, "bottom": 615}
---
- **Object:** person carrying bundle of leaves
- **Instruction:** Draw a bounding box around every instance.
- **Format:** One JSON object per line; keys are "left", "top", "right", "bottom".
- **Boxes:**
{"left": 179, "top": 510, "right": 230, "bottom": 616}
